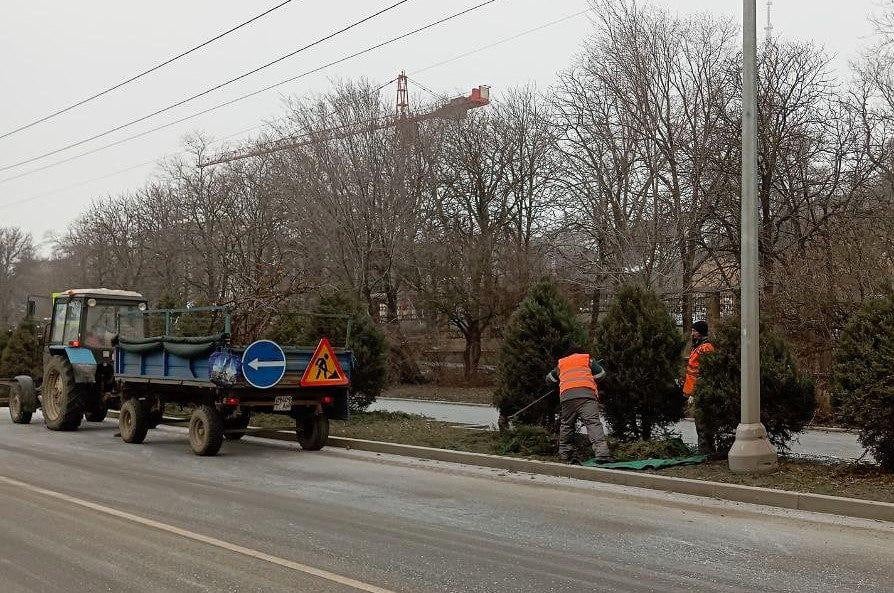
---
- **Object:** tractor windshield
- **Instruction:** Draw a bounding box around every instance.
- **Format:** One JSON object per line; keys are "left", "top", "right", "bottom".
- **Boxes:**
{"left": 83, "top": 302, "right": 144, "bottom": 349}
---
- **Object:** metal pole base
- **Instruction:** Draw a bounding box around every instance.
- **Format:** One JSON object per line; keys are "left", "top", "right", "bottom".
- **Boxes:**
{"left": 728, "top": 422, "right": 777, "bottom": 473}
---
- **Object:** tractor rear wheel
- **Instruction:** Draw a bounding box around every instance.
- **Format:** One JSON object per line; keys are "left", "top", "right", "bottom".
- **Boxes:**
{"left": 189, "top": 405, "right": 224, "bottom": 456}
{"left": 9, "top": 378, "right": 33, "bottom": 424}
{"left": 296, "top": 413, "right": 329, "bottom": 451}
{"left": 119, "top": 398, "right": 149, "bottom": 444}
{"left": 41, "top": 357, "right": 85, "bottom": 431}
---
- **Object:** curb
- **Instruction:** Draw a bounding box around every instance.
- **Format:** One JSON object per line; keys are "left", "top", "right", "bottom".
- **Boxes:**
{"left": 123, "top": 413, "right": 893, "bottom": 524}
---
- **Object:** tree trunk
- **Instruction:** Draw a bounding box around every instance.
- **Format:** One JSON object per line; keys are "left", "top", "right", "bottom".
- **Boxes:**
{"left": 640, "top": 419, "right": 653, "bottom": 441}
{"left": 680, "top": 292, "right": 693, "bottom": 337}
{"left": 462, "top": 323, "right": 483, "bottom": 381}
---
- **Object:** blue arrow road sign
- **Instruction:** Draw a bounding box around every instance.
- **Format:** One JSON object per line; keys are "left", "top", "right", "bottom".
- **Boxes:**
{"left": 241, "top": 340, "right": 286, "bottom": 389}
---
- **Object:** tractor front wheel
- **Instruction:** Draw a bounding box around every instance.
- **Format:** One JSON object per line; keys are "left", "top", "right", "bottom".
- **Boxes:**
{"left": 85, "top": 400, "right": 108, "bottom": 422}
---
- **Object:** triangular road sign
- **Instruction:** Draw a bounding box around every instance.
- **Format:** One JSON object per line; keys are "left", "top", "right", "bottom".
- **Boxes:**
{"left": 300, "top": 337, "right": 349, "bottom": 387}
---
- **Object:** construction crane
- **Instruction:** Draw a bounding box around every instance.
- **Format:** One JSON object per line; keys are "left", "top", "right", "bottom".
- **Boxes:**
{"left": 198, "top": 72, "right": 490, "bottom": 168}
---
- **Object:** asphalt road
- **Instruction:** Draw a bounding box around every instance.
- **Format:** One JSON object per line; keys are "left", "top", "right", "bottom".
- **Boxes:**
{"left": 0, "top": 410, "right": 892, "bottom": 593}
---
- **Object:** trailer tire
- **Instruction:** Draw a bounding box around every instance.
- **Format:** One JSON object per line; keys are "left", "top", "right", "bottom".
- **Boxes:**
{"left": 42, "top": 356, "right": 85, "bottom": 431}
{"left": 189, "top": 405, "right": 224, "bottom": 456}
{"left": 9, "top": 378, "right": 33, "bottom": 424}
{"left": 297, "top": 414, "right": 328, "bottom": 451}
{"left": 119, "top": 399, "right": 149, "bottom": 444}
{"left": 223, "top": 410, "right": 251, "bottom": 441}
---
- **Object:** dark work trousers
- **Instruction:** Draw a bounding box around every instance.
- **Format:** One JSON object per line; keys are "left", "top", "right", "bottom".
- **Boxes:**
{"left": 558, "top": 396, "right": 610, "bottom": 460}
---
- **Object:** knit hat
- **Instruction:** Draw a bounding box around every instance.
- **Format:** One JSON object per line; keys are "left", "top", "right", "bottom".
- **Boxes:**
{"left": 692, "top": 320, "right": 709, "bottom": 336}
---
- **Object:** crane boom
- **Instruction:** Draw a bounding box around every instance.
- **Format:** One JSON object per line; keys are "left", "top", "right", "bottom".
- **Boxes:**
{"left": 199, "top": 83, "right": 490, "bottom": 168}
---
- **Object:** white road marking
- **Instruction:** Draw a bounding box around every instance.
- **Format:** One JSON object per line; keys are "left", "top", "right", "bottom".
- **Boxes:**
{"left": 0, "top": 474, "right": 396, "bottom": 593}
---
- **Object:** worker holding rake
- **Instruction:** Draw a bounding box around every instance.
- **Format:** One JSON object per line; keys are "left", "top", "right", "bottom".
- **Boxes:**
{"left": 546, "top": 345, "right": 613, "bottom": 464}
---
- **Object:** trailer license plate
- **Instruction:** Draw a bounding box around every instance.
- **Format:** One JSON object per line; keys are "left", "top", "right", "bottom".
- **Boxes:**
{"left": 273, "top": 396, "right": 292, "bottom": 411}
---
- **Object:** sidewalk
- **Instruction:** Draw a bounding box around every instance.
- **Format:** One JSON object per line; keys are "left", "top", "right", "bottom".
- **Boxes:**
{"left": 368, "top": 396, "right": 873, "bottom": 463}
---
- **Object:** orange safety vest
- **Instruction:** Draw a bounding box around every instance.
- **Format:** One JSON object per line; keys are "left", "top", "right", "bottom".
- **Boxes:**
{"left": 683, "top": 341, "right": 715, "bottom": 397}
{"left": 558, "top": 353, "right": 598, "bottom": 396}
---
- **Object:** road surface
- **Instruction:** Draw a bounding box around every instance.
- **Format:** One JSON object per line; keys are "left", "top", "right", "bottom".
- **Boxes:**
{"left": 369, "top": 397, "right": 872, "bottom": 462}
{"left": 0, "top": 410, "right": 891, "bottom": 592}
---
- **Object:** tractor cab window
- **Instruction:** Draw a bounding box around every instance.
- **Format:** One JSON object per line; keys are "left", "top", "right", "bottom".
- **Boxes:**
{"left": 83, "top": 302, "right": 144, "bottom": 349}
{"left": 50, "top": 301, "right": 66, "bottom": 344}
{"left": 118, "top": 306, "right": 144, "bottom": 340}
{"left": 62, "top": 300, "right": 82, "bottom": 344}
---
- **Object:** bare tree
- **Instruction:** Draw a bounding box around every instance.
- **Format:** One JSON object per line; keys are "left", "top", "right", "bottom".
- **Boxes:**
{"left": 0, "top": 226, "right": 34, "bottom": 327}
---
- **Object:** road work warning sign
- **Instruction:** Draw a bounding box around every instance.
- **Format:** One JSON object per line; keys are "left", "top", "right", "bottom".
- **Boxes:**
{"left": 300, "top": 337, "right": 349, "bottom": 387}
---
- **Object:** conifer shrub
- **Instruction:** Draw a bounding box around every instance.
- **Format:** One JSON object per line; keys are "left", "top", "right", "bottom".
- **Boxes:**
{"left": 594, "top": 285, "right": 686, "bottom": 441}
{"left": 270, "top": 294, "right": 388, "bottom": 411}
{"left": 693, "top": 317, "right": 816, "bottom": 454}
{"left": 832, "top": 292, "right": 894, "bottom": 470}
{"left": 493, "top": 278, "right": 587, "bottom": 427}
{"left": 0, "top": 318, "right": 41, "bottom": 378}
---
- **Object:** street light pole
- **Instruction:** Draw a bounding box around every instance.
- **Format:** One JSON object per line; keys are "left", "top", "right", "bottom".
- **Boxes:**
{"left": 728, "top": 0, "right": 777, "bottom": 473}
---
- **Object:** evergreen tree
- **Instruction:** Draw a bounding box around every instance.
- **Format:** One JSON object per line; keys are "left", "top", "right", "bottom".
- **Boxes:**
{"left": 494, "top": 278, "right": 587, "bottom": 427}
{"left": 832, "top": 292, "right": 894, "bottom": 470}
{"left": 0, "top": 318, "right": 42, "bottom": 378}
{"left": 594, "top": 285, "right": 686, "bottom": 441}
{"left": 693, "top": 317, "right": 816, "bottom": 454}
{"left": 271, "top": 294, "right": 388, "bottom": 411}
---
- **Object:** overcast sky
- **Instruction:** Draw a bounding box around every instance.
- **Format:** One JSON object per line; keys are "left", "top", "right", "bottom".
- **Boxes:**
{"left": 0, "top": 0, "right": 881, "bottom": 246}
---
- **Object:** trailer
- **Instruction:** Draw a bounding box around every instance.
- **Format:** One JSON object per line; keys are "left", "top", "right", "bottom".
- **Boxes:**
{"left": 5, "top": 289, "right": 353, "bottom": 456}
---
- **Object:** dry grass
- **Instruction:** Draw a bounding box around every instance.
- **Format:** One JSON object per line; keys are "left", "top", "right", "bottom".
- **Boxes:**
{"left": 651, "top": 459, "right": 894, "bottom": 503}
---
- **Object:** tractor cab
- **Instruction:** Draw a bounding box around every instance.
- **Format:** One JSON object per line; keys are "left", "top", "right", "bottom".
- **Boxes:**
{"left": 47, "top": 289, "right": 148, "bottom": 363}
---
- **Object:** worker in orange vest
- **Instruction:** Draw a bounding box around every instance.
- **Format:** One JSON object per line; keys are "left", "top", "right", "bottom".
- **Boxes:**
{"left": 546, "top": 345, "right": 613, "bottom": 464}
{"left": 683, "top": 320, "right": 715, "bottom": 453}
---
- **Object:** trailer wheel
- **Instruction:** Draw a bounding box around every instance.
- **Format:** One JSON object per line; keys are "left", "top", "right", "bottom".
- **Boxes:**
{"left": 119, "top": 399, "right": 149, "bottom": 444}
{"left": 9, "top": 379, "right": 33, "bottom": 424}
{"left": 189, "top": 405, "right": 224, "bottom": 456}
{"left": 297, "top": 414, "right": 329, "bottom": 451}
{"left": 223, "top": 410, "right": 251, "bottom": 441}
{"left": 41, "top": 356, "right": 85, "bottom": 431}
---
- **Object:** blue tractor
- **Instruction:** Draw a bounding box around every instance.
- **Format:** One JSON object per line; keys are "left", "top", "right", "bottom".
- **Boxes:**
{"left": 4, "top": 288, "right": 352, "bottom": 456}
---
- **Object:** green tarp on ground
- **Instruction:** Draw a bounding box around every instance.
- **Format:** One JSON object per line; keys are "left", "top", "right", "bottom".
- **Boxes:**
{"left": 581, "top": 455, "right": 707, "bottom": 470}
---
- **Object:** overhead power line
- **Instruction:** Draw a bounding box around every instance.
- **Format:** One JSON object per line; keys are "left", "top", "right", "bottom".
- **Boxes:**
{"left": 411, "top": 7, "right": 590, "bottom": 76}
{"left": 0, "top": 0, "right": 296, "bottom": 141}
{"left": 0, "top": 0, "right": 414, "bottom": 174}
{"left": 0, "top": 0, "right": 499, "bottom": 186}
{"left": 0, "top": 124, "right": 271, "bottom": 211}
